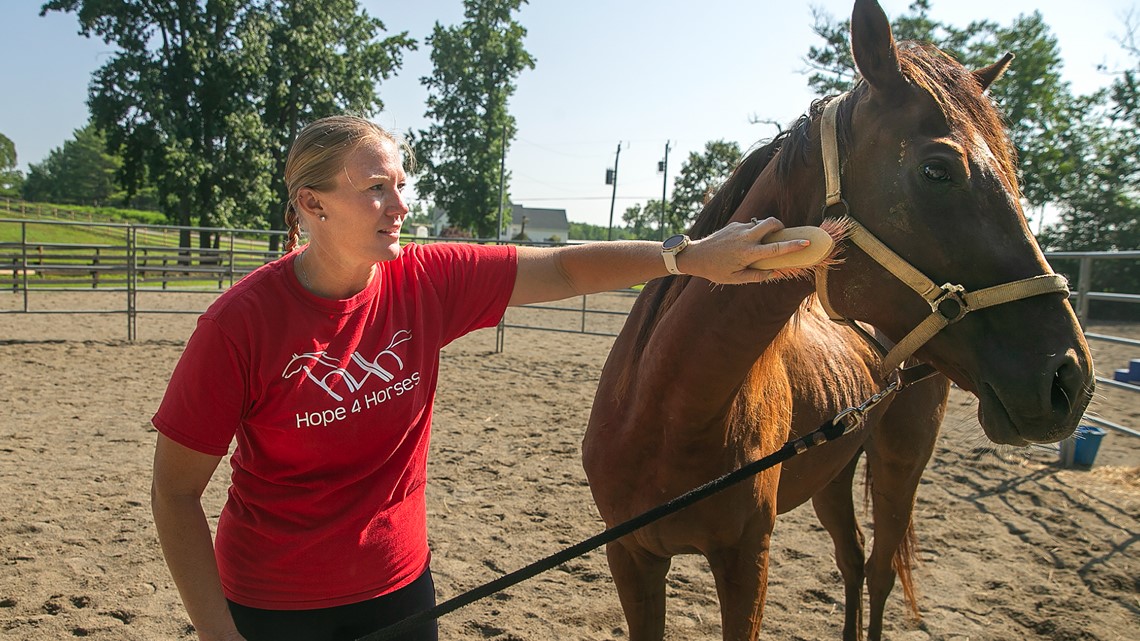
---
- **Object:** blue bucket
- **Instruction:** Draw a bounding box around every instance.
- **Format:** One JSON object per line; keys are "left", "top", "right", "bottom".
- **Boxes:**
{"left": 1072, "top": 425, "right": 1107, "bottom": 467}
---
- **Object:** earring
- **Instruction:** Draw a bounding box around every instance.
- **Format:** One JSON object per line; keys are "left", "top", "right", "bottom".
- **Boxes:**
{"left": 319, "top": 215, "right": 327, "bottom": 221}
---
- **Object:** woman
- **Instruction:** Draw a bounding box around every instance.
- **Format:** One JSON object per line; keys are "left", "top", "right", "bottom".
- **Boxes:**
{"left": 150, "top": 115, "right": 810, "bottom": 641}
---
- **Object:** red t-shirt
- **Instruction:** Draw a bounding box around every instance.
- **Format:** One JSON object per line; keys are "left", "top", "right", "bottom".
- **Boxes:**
{"left": 153, "top": 242, "right": 517, "bottom": 609}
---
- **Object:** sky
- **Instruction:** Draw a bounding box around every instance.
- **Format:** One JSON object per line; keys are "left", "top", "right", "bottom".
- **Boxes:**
{"left": 1, "top": 0, "right": 1136, "bottom": 229}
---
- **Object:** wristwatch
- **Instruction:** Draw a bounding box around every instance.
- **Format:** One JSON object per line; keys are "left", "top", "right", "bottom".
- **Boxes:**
{"left": 661, "top": 234, "right": 690, "bottom": 275}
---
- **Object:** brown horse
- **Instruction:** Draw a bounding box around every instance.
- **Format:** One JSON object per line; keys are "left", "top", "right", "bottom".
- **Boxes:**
{"left": 582, "top": 2, "right": 1095, "bottom": 640}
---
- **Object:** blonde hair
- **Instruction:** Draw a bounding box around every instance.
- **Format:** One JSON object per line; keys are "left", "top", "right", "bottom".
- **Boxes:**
{"left": 282, "top": 115, "right": 415, "bottom": 252}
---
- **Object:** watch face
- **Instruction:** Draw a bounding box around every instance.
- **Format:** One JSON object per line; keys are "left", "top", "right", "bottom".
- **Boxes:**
{"left": 663, "top": 234, "right": 687, "bottom": 250}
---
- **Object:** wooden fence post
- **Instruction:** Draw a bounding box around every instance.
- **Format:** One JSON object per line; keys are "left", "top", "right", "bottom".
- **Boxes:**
{"left": 92, "top": 248, "right": 100, "bottom": 289}
{"left": 1077, "top": 256, "right": 1093, "bottom": 324}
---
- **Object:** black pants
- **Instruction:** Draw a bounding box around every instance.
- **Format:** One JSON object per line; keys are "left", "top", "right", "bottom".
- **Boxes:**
{"left": 228, "top": 568, "right": 438, "bottom": 641}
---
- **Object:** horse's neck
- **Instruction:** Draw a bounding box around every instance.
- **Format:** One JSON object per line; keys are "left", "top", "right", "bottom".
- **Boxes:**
{"left": 635, "top": 272, "right": 816, "bottom": 428}
{"left": 621, "top": 149, "right": 826, "bottom": 431}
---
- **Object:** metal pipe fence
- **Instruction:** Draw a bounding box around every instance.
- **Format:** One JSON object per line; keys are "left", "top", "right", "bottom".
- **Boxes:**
{"left": 1, "top": 218, "right": 1135, "bottom": 434}
{"left": 0, "top": 219, "right": 282, "bottom": 339}
{"left": 2, "top": 218, "right": 1135, "bottom": 336}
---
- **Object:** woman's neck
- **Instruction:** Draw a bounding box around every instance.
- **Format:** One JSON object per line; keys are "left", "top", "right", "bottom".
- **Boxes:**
{"left": 296, "top": 245, "right": 377, "bottom": 300}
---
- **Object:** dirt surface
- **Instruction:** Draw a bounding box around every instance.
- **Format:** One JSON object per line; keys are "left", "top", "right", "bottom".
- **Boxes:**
{"left": 0, "top": 290, "right": 1136, "bottom": 640}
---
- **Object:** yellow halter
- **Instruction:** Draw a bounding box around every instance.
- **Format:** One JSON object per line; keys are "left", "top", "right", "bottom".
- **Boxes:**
{"left": 814, "top": 93, "right": 1070, "bottom": 375}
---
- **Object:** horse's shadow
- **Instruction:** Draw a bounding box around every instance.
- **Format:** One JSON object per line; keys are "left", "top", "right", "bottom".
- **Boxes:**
{"left": 942, "top": 449, "right": 1139, "bottom": 616}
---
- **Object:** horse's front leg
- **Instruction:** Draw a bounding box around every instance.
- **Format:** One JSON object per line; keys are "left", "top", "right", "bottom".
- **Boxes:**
{"left": 706, "top": 498, "right": 778, "bottom": 641}
{"left": 865, "top": 376, "right": 947, "bottom": 640}
{"left": 811, "top": 454, "right": 866, "bottom": 641}
{"left": 606, "top": 539, "right": 672, "bottom": 641}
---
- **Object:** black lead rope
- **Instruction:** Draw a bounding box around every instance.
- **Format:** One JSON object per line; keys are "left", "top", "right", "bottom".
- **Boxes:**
{"left": 358, "top": 366, "right": 944, "bottom": 641}
{"left": 356, "top": 416, "right": 854, "bottom": 641}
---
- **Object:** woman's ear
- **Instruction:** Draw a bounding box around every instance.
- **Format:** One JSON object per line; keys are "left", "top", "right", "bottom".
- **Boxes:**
{"left": 296, "top": 187, "right": 324, "bottom": 218}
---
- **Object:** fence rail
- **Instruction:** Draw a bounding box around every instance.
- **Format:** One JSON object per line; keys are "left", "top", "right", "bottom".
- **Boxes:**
{"left": 1, "top": 217, "right": 1135, "bottom": 434}
{"left": 2, "top": 217, "right": 1136, "bottom": 329}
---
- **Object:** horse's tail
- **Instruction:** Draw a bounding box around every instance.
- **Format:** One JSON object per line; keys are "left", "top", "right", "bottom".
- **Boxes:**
{"left": 894, "top": 517, "right": 921, "bottom": 620}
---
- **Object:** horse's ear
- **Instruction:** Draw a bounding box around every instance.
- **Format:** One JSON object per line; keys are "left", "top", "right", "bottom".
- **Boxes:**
{"left": 850, "top": 0, "right": 907, "bottom": 102}
{"left": 973, "top": 52, "right": 1015, "bottom": 92}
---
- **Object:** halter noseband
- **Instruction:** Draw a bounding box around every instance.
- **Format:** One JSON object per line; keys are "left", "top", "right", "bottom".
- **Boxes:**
{"left": 814, "top": 93, "right": 1071, "bottom": 375}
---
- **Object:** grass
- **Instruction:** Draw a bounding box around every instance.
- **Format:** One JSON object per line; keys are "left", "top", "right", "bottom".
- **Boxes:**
{"left": 0, "top": 220, "right": 130, "bottom": 245}
{"left": 1, "top": 198, "right": 153, "bottom": 245}
{"left": 0, "top": 198, "right": 165, "bottom": 225}
{"left": 1, "top": 198, "right": 519, "bottom": 250}
{"left": 0, "top": 199, "right": 278, "bottom": 251}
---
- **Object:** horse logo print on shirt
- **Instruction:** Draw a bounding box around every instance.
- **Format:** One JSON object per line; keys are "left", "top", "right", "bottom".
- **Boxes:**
{"left": 282, "top": 329, "right": 413, "bottom": 402}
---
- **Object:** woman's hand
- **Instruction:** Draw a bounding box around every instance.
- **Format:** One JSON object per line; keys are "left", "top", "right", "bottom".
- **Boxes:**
{"left": 677, "top": 217, "right": 813, "bottom": 284}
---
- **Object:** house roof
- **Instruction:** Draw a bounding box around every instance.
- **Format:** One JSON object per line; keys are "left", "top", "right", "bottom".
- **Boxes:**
{"left": 510, "top": 204, "right": 568, "bottom": 228}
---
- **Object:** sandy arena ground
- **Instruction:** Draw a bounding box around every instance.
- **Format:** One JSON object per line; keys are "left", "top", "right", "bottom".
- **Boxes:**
{"left": 0, "top": 290, "right": 1136, "bottom": 640}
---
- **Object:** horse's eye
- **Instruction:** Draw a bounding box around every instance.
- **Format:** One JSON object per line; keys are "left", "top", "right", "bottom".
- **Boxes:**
{"left": 922, "top": 163, "right": 951, "bottom": 182}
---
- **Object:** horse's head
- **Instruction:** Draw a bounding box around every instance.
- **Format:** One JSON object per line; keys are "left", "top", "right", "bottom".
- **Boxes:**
{"left": 815, "top": 0, "right": 1093, "bottom": 445}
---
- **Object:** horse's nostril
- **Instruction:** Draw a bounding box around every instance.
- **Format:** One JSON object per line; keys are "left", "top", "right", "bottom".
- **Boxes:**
{"left": 1050, "top": 357, "right": 1085, "bottom": 417}
{"left": 1051, "top": 371, "right": 1070, "bottom": 415}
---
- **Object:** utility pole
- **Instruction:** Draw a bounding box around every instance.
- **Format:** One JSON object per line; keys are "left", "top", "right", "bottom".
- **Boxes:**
{"left": 606, "top": 142, "right": 622, "bottom": 241}
{"left": 658, "top": 141, "right": 671, "bottom": 240}
{"left": 496, "top": 124, "right": 508, "bottom": 241}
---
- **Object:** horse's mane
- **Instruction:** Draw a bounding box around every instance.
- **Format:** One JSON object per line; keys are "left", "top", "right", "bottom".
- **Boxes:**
{"left": 614, "top": 102, "right": 825, "bottom": 394}
{"left": 613, "top": 41, "right": 1017, "bottom": 396}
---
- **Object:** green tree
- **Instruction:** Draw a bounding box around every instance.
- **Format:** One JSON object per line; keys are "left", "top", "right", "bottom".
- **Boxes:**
{"left": 1092, "top": 22, "right": 1140, "bottom": 253}
{"left": 1039, "top": 93, "right": 1139, "bottom": 251}
{"left": 1039, "top": 33, "right": 1140, "bottom": 312}
{"left": 43, "top": 0, "right": 272, "bottom": 247}
{"left": 256, "top": 0, "right": 414, "bottom": 250}
{"left": 21, "top": 123, "right": 120, "bottom": 205}
{"left": 668, "top": 140, "right": 742, "bottom": 234}
{"left": 621, "top": 200, "right": 666, "bottom": 241}
{"left": 413, "top": 0, "right": 535, "bottom": 238}
{"left": 568, "top": 221, "right": 633, "bottom": 241}
{"left": 43, "top": 0, "right": 411, "bottom": 251}
{"left": 43, "top": 0, "right": 264, "bottom": 245}
{"left": 0, "top": 133, "right": 22, "bottom": 196}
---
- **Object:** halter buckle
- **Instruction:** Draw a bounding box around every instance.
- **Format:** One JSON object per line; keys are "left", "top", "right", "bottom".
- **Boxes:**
{"left": 931, "top": 283, "right": 969, "bottom": 322}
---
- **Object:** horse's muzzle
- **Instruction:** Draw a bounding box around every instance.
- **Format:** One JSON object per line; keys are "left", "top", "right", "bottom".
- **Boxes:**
{"left": 977, "top": 350, "right": 1094, "bottom": 445}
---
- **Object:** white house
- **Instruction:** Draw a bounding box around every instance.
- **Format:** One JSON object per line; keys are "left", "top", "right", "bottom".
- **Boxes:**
{"left": 505, "top": 204, "right": 569, "bottom": 243}
{"left": 426, "top": 204, "right": 570, "bottom": 242}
